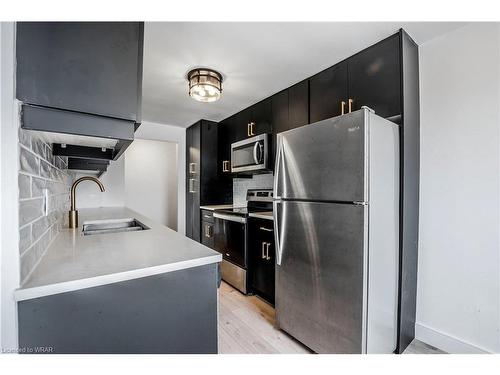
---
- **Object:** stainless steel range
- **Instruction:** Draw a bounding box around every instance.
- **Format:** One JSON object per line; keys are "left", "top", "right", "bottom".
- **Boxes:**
{"left": 213, "top": 189, "right": 273, "bottom": 293}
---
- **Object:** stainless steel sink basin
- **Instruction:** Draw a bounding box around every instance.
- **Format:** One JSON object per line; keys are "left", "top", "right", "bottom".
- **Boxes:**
{"left": 82, "top": 218, "right": 149, "bottom": 236}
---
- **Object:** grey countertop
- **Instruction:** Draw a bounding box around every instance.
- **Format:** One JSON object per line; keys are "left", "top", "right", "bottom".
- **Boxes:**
{"left": 15, "top": 207, "right": 222, "bottom": 301}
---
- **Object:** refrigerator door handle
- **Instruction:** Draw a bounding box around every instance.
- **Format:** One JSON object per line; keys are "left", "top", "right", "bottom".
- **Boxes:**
{"left": 273, "top": 200, "right": 283, "bottom": 265}
{"left": 273, "top": 136, "right": 283, "bottom": 199}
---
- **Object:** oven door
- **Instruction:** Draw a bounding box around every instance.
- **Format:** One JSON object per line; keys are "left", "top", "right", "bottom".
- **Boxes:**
{"left": 231, "top": 134, "right": 269, "bottom": 173}
{"left": 213, "top": 213, "right": 247, "bottom": 269}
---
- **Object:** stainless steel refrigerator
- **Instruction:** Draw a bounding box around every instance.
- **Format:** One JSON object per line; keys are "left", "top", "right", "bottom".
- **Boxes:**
{"left": 273, "top": 108, "right": 399, "bottom": 354}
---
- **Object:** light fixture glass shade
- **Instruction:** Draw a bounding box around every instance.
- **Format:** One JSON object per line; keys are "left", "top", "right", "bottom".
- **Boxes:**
{"left": 187, "top": 68, "right": 223, "bottom": 102}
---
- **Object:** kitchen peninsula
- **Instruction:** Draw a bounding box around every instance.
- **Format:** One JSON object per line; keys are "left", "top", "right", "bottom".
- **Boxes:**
{"left": 15, "top": 207, "right": 221, "bottom": 354}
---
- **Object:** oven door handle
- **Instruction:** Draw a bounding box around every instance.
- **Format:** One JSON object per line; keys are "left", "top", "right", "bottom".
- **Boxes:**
{"left": 213, "top": 212, "right": 247, "bottom": 224}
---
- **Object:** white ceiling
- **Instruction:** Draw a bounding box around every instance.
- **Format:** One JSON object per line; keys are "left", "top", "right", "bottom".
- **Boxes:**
{"left": 142, "top": 22, "right": 467, "bottom": 128}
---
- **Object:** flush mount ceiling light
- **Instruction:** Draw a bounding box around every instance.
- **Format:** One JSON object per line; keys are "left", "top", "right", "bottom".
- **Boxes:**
{"left": 187, "top": 68, "right": 223, "bottom": 103}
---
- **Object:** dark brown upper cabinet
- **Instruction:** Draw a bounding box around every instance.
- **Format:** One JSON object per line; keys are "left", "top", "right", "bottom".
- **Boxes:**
{"left": 309, "top": 61, "right": 349, "bottom": 124}
{"left": 288, "top": 80, "right": 309, "bottom": 129}
{"left": 16, "top": 22, "right": 143, "bottom": 124}
{"left": 271, "top": 90, "right": 289, "bottom": 135}
{"left": 348, "top": 34, "right": 401, "bottom": 119}
{"left": 249, "top": 97, "right": 273, "bottom": 136}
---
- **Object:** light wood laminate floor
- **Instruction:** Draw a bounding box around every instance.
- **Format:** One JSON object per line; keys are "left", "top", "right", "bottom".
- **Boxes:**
{"left": 218, "top": 281, "right": 445, "bottom": 354}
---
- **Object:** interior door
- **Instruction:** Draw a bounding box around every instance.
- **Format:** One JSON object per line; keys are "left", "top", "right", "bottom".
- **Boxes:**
{"left": 309, "top": 61, "right": 349, "bottom": 123}
{"left": 275, "top": 200, "right": 367, "bottom": 353}
{"left": 275, "top": 110, "right": 367, "bottom": 202}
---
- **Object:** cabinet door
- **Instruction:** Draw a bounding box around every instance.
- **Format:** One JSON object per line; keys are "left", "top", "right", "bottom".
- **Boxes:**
{"left": 272, "top": 90, "right": 289, "bottom": 135}
{"left": 201, "top": 221, "right": 215, "bottom": 249}
{"left": 348, "top": 34, "right": 401, "bottom": 119}
{"left": 187, "top": 122, "right": 201, "bottom": 242}
{"left": 309, "top": 61, "right": 348, "bottom": 123}
{"left": 185, "top": 126, "right": 193, "bottom": 239}
{"left": 16, "top": 22, "right": 143, "bottom": 122}
{"left": 233, "top": 108, "right": 252, "bottom": 141}
{"left": 289, "top": 80, "right": 309, "bottom": 129}
{"left": 217, "top": 119, "right": 232, "bottom": 175}
{"left": 250, "top": 97, "right": 273, "bottom": 136}
{"left": 249, "top": 220, "right": 275, "bottom": 305}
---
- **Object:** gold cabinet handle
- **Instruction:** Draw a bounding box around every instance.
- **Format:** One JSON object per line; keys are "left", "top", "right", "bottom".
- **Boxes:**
{"left": 188, "top": 178, "right": 196, "bottom": 193}
{"left": 266, "top": 242, "right": 271, "bottom": 260}
{"left": 222, "top": 160, "right": 230, "bottom": 172}
{"left": 205, "top": 224, "right": 212, "bottom": 238}
{"left": 189, "top": 162, "right": 196, "bottom": 174}
{"left": 250, "top": 122, "right": 255, "bottom": 136}
{"left": 261, "top": 242, "right": 266, "bottom": 259}
{"left": 259, "top": 226, "right": 273, "bottom": 232}
{"left": 348, "top": 98, "right": 353, "bottom": 113}
{"left": 247, "top": 123, "right": 251, "bottom": 137}
{"left": 341, "top": 101, "right": 346, "bottom": 115}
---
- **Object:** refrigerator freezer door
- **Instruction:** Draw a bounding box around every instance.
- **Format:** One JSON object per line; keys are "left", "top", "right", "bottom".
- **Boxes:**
{"left": 274, "top": 110, "right": 367, "bottom": 202}
{"left": 275, "top": 200, "right": 367, "bottom": 353}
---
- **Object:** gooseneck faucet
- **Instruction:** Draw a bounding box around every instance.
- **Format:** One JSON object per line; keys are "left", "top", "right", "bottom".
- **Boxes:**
{"left": 69, "top": 176, "right": 105, "bottom": 229}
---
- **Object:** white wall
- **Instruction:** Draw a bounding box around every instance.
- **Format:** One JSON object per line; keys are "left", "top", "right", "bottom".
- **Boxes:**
{"left": 76, "top": 121, "right": 185, "bottom": 234}
{"left": 124, "top": 139, "right": 178, "bottom": 229}
{"left": 417, "top": 23, "right": 500, "bottom": 353}
{"left": 76, "top": 157, "right": 125, "bottom": 208}
{"left": 0, "top": 22, "right": 19, "bottom": 351}
{"left": 135, "top": 121, "right": 186, "bottom": 235}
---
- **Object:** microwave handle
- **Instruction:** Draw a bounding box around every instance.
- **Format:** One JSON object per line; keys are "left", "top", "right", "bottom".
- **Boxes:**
{"left": 253, "top": 142, "right": 262, "bottom": 164}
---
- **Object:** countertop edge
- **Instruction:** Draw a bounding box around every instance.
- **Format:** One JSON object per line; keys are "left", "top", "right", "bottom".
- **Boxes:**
{"left": 14, "top": 254, "right": 222, "bottom": 302}
{"left": 199, "top": 205, "right": 235, "bottom": 211}
{"left": 248, "top": 212, "right": 274, "bottom": 221}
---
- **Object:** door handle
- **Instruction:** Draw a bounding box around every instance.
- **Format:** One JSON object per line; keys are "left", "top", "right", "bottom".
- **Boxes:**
{"left": 259, "top": 227, "right": 273, "bottom": 232}
{"left": 189, "top": 162, "right": 196, "bottom": 174}
{"left": 273, "top": 200, "right": 284, "bottom": 265}
{"left": 250, "top": 122, "right": 255, "bottom": 136}
{"left": 222, "top": 160, "right": 230, "bottom": 172}
{"left": 205, "top": 225, "right": 212, "bottom": 238}
{"left": 273, "top": 136, "right": 283, "bottom": 199}
{"left": 247, "top": 123, "right": 251, "bottom": 137}
{"left": 341, "top": 100, "right": 346, "bottom": 115}
{"left": 261, "top": 242, "right": 266, "bottom": 259}
{"left": 348, "top": 98, "right": 353, "bottom": 113}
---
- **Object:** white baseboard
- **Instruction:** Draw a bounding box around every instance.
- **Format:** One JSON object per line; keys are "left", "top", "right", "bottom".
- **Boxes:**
{"left": 415, "top": 323, "right": 492, "bottom": 354}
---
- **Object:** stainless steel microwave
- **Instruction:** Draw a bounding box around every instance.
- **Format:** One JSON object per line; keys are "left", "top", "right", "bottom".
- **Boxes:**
{"left": 231, "top": 133, "right": 270, "bottom": 173}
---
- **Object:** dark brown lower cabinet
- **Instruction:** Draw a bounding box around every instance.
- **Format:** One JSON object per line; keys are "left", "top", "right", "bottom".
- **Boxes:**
{"left": 248, "top": 218, "right": 275, "bottom": 305}
{"left": 201, "top": 210, "right": 215, "bottom": 249}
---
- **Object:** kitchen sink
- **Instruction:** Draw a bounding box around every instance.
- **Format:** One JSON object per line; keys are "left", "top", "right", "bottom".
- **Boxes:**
{"left": 82, "top": 218, "right": 149, "bottom": 236}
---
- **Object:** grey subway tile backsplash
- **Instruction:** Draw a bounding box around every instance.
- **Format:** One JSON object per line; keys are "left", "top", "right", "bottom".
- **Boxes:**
{"left": 19, "top": 226, "right": 32, "bottom": 254}
{"left": 18, "top": 127, "right": 31, "bottom": 148}
{"left": 18, "top": 128, "right": 73, "bottom": 284}
{"left": 233, "top": 173, "right": 274, "bottom": 207}
{"left": 19, "top": 147, "right": 39, "bottom": 175}
{"left": 39, "top": 160, "right": 52, "bottom": 179}
{"left": 18, "top": 174, "right": 31, "bottom": 199}
{"left": 19, "top": 198, "right": 44, "bottom": 227}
